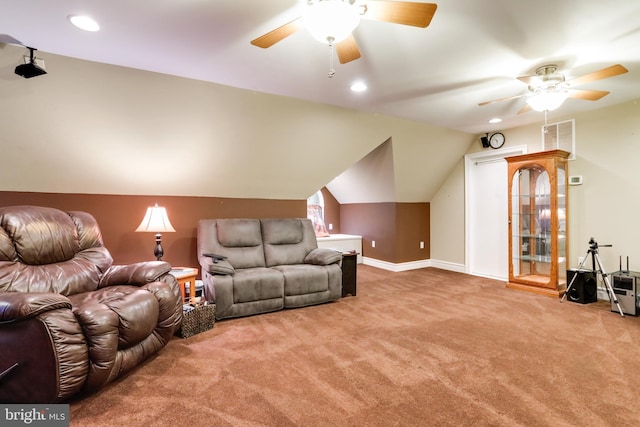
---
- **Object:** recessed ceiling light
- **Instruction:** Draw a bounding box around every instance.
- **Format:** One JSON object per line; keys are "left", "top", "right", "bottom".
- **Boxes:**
{"left": 68, "top": 15, "right": 100, "bottom": 32}
{"left": 489, "top": 118, "right": 502, "bottom": 124}
{"left": 350, "top": 81, "right": 367, "bottom": 92}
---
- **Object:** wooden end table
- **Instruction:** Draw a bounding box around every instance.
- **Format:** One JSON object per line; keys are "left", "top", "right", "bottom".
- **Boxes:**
{"left": 169, "top": 267, "right": 198, "bottom": 303}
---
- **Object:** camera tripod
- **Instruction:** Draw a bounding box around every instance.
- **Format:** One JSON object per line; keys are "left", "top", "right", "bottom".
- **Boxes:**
{"left": 561, "top": 237, "right": 624, "bottom": 317}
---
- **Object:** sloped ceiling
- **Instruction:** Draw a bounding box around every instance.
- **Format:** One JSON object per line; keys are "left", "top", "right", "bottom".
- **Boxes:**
{"left": 327, "top": 138, "right": 396, "bottom": 203}
{"left": 1, "top": 0, "right": 639, "bottom": 135}
{"left": 327, "top": 125, "right": 472, "bottom": 204}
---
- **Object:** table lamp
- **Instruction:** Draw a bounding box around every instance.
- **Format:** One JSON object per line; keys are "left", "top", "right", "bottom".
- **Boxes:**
{"left": 135, "top": 204, "right": 175, "bottom": 260}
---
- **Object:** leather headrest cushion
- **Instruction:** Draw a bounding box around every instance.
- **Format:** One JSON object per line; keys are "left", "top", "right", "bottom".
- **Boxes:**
{"left": 0, "top": 206, "right": 80, "bottom": 265}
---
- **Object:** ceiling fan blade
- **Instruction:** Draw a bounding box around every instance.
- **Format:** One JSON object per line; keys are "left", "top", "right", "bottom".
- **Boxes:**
{"left": 516, "top": 75, "right": 541, "bottom": 86}
{"left": 566, "top": 64, "right": 628, "bottom": 87}
{"left": 362, "top": 1, "right": 437, "bottom": 28}
{"left": 336, "top": 34, "right": 361, "bottom": 64}
{"left": 478, "top": 93, "right": 526, "bottom": 106}
{"left": 568, "top": 89, "right": 610, "bottom": 101}
{"left": 250, "top": 18, "right": 303, "bottom": 48}
{"left": 517, "top": 104, "right": 532, "bottom": 115}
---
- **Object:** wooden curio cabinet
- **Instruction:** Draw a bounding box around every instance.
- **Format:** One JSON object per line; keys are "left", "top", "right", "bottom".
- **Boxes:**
{"left": 506, "top": 150, "right": 569, "bottom": 297}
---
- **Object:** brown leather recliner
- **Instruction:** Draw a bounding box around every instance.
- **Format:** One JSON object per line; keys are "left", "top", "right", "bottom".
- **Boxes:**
{"left": 0, "top": 206, "right": 183, "bottom": 403}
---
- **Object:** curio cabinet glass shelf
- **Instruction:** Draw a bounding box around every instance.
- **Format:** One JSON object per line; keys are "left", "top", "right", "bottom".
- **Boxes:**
{"left": 506, "top": 150, "right": 569, "bottom": 297}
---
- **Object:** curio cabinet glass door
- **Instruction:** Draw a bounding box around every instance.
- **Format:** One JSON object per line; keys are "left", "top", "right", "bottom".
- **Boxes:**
{"left": 506, "top": 150, "right": 569, "bottom": 297}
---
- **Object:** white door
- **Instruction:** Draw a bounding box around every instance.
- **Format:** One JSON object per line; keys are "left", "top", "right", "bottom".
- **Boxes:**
{"left": 465, "top": 146, "right": 526, "bottom": 281}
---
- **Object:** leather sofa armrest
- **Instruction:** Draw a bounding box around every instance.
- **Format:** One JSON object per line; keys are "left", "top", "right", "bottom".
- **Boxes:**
{"left": 0, "top": 293, "right": 87, "bottom": 403}
{"left": 73, "top": 300, "right": 119, "bottom": 392}
{"left": 0, "top": 292, "right": 72, "bottom": 322}
{"left": 199, "top": 256, "right": 235, "bottom": 276}
{"left": 304, "top": 248, "right": 343, "bottom": 266}
{"left": 99, "top": 261, "right": 172, "bottom": 288}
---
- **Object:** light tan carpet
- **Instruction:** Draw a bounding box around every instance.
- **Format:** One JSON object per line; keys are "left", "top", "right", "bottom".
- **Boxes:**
{"left": 70, "top": 266, "right": 640, "bottom": 426}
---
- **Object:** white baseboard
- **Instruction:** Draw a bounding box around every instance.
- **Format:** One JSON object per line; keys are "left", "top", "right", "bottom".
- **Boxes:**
{"left": 430, "top": 259, "right": 466, "bottom": 274}
{"left": 361, "top": 258, "right": 466, "bottom": 273}
{"left": 362, "top": 257, "right": 430, "bottom": 272}
{"left": 597, "top": 288, "right": 608, "bottom": 301}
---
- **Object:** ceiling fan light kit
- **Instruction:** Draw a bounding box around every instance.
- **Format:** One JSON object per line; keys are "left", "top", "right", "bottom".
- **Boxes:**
{"left": 526, "top": 88, "right": 568, "bottom": 112}
{"left": 303, "top": 0, "right": 360, "bottom": 45}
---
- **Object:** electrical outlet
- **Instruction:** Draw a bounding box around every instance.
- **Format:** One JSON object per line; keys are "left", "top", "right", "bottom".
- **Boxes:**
{"left": 578, "top": 256, "right": 585, "bottom": 266}
{"left": 328, "top": 223, "right": 333, "bottom": 231}
{"left": 371, "top": 240, "right": 376, "bottom": 248}
{"left": 420, "top": 241, "right": 425, "bottom": 249}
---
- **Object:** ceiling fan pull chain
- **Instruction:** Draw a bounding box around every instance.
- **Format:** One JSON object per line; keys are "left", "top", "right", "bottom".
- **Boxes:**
{"left": 544, "top": 109, "right": 548, "bottom": 128}
{"left": 328, "top": 38, "right": 335, "bottom": 78}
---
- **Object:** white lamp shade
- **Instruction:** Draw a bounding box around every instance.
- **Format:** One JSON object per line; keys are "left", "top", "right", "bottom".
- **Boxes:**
{"left": 526, "top": 88, "right": 568, "bottom": 112}
{"left": 303, "top": 0, "right": 360, "bottom": 44}
{"left": 135, "top": 205, "right": 176, "bottom": 233}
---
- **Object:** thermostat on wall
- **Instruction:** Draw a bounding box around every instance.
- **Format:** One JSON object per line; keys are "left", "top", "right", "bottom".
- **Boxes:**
{"left": 569, "top": 175, "right": 583, "bottom": 186}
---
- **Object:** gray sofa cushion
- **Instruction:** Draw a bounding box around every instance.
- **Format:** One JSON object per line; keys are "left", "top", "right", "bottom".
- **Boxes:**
{"left": 202, "top": 273, "right": 283, "bottom": 319}
{"left": 273, "top": 264, "right": 329, "bottom": 295}
{"left": 217, "top": 219, "right": 262, "bottom": 247}
{"left": 232, "top": 268, "right": 284, "bottom": 304}
{"left": 262, "top": 218, "right": 318, "bottom": 267}
{"left": 261, "top": 218, "right": 303, "bottom": 245}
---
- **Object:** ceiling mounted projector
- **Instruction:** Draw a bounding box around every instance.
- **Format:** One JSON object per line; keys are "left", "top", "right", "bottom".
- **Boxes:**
{"left": 15, "top": 47, "right": 47, "bottom": 79}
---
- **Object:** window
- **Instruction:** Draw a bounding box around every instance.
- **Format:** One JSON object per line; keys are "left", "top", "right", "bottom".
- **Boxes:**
{"left": 307, "top": 190, "right": 330, "bottom": 237}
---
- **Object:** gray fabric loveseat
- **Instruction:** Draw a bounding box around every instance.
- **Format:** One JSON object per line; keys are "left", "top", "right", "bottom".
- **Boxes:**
{"left": 197, "top": 218, "right": 342, "bottom": 320}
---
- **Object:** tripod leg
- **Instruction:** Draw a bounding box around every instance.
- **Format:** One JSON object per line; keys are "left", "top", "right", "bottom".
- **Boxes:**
{"left": 595, "top": 253, "right": 624, "bottom": 317}
{"left": 561, "top": 251, "right": 592, "bottom": 303}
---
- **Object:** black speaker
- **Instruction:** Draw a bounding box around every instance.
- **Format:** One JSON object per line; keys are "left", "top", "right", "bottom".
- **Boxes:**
{"left": 480, "top": 135, "right": 490, "bottom": 148}
{"left": 566, "top": 269, "right": 597, "bottom": 304}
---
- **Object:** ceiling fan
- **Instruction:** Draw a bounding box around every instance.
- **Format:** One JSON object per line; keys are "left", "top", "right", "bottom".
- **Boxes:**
{"left": 250, "top": 0, "right": 437, "bottom": 66}
{"left": 479, "top": 64, "right": 628, "bottom": 114}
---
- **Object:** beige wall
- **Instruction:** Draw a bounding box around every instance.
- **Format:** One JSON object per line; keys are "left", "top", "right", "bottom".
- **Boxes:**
{"left": 0, "top": 45, "right": 471, "bottom": 203}
{"left": 430, "top": 159, "right": 465, "bottom": 264}
{"left": 431, "top": 100, "right": 640, "bottom": 272}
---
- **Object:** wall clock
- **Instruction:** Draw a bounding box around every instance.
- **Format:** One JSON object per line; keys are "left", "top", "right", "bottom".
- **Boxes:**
{"left": 489, "top": 132, "right": 505, "bottom": 149}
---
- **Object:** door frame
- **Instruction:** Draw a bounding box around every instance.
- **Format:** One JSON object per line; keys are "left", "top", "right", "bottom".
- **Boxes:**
{"left": 464, "top": 145, "right": 527, "bottom": 280}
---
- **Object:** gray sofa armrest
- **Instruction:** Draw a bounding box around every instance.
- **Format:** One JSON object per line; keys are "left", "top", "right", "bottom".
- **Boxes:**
{"left": 304, "top": 248, "right": 342, "bottom": 266}
{"left": 200, "top": 257, "right": 235, "bottom": 276}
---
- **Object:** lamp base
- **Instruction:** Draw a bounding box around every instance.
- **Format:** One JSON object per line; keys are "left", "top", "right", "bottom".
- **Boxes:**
{"left": 154, "top": 233, "right": 164, "bottom": 261}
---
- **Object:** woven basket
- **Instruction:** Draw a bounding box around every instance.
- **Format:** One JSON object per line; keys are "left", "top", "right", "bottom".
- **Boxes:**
{"left": 177, "top": 303, "right": 216, "bottom": 338}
